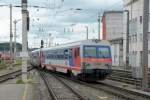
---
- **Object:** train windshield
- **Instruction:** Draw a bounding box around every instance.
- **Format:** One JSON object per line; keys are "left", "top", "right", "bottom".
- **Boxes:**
{"left": 84, "top": 46, "right": 111, "bottom": 58}
{"left": 84, "top": 46, "right": 97, "bottom": 57}
{"left": 98, "top": 47, "right": 110, "bottom": 58}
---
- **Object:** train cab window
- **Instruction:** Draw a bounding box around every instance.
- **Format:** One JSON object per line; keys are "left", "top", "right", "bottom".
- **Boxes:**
{"left": 84, "top": 46, "right": 97, "bottom": 57}
{"left": 98, "top": 47, "right": 110, "bottom": 58}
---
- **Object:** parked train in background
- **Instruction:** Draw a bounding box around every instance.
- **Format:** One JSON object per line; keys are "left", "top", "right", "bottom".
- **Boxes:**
{"left": 30, "top": 39, "right": 112, "bottom": 81}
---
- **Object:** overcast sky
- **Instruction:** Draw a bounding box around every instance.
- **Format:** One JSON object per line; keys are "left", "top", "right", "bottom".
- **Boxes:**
{"left": 0, "top": 0, "right": 123, "bottom": 48}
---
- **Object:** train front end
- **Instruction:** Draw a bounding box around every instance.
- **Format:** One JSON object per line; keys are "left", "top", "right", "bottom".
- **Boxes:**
{"left": 80, "top": 44, "right": 112, "bottom": 81}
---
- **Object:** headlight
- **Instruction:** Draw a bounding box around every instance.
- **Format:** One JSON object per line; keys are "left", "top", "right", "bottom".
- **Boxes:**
{"left": 82, "top": 62, "right": 90, "bottom": 67}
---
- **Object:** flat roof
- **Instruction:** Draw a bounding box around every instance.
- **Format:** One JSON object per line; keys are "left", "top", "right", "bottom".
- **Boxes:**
{"left": 101, "top": 11, "right": 123, "bottom": 22}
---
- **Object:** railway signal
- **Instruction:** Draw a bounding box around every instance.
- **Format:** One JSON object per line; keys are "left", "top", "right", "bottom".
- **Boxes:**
{"left": 41, "top": 40, "right": 44, "bottom": 48}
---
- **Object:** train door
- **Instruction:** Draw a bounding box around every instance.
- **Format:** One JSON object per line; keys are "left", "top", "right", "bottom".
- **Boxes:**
{"left": 69, "top": 49, "right": 74, "bottom": 66}
{"left": 73, "top": 47, "right": 80, "bottom": 67}
{"left": 40, "top": 50, "right": 44, "bottom": 66}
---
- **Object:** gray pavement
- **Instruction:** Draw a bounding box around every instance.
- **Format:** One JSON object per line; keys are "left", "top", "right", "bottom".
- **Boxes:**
{"left": 0, "top": 84, "right": 36, "bottom": 100}
{"left": 0, "top": 84, "right": 25, "bottom": 100}
{"left": 0, "top": 83, "right": 41, "bottom": 100}
{"left": 0, "top": 69, "right": 42, "bottom": 100}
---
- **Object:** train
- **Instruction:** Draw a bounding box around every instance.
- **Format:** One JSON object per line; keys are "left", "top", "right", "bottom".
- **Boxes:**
{"left": 30, "top": 39, "right": 112, "bottom": 81}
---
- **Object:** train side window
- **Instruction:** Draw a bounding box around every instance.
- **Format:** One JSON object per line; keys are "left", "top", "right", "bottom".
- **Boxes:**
{"left": 64, "top": 49, "right": 68, "bottom": 59}
{"left": 58, "top": 55, "right": 61, "bottom": 59}
{"left": 61, "top": 55, "right": 64, "bottom": 59}
{"left": 49, "top": 55, "right": 51, "bottom": 59}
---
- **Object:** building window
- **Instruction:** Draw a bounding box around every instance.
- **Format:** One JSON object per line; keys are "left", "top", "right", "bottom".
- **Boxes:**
{"left": 135, "top": 35, "right": 137, "bottom": 42}
{"left": 140, "top": 16, "right": 142, "bottom": 24}
{"left": 129, "top": 36, "right": 131, "bottom": 43}
{"left": 135, "top": 17, "right": 137, "bottom": 22}
{"left": 140, "top": 33, "right": 143, "bottom": 41}
{"left": 131, "top": 35, "right": 134, "bottom": 42}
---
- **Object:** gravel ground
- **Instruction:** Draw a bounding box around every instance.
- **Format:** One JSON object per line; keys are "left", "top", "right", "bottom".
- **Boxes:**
{"left": 45, "top": 72, "right": 81, "bottom": 100}
{"left": 58, "top": 77, "right": 126, "bottom": 100}
{"left": 31, "top": 70, "right": 52, "bottom": 100}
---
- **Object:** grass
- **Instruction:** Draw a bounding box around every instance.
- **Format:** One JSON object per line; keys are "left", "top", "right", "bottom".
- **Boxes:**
{"left": 13, "top": 59, "right": 22, "bottom": 66}
{"left": 16, "top": 79, "right": 25, "bottom": 84}
{"left": 0, "top": 58, "right": 22, "bottom": 70}
{"left": 0, "top": 59, "right": 8, "bottom": 69}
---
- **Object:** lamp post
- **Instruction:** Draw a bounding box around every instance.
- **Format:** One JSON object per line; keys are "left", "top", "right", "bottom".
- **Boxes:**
{"left": 0, "top": 4, "right": 13, "bottom": 69}
{"left": 123, "top": 10, "right": 129, "bottom": 70}
{"left": 98, "top": 13, "right": 101, "bottom": 40}
{"left": 13, "top": 19, "right": 21, "bottom": 63}
{"left": 85, "top": 26, "right": 89, "bottom": 40}
{"left": 142, "top": 0, "right": 149, "bottom": 90}
{"left": 9, "top": 4, "right": 13, "bottom": 69}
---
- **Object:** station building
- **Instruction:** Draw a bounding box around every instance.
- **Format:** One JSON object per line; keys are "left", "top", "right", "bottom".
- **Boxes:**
{"left": 123, "top": 0, "right": 150, "bottom": 70}
{"left": 101, "top": 11, "right": 124, "bottom": 68}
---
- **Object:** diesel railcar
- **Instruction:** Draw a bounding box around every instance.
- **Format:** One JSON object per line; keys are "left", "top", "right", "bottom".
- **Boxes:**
{"left": 30, "top": 39, "right": 112, "bottom": 81}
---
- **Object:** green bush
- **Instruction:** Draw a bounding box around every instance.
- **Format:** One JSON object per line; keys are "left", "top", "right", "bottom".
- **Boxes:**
{"left": 16, "top": 79, "right": 25, "bottom": 84}
{"left": 15, "top": 59, "right": 22, "bottom": 65}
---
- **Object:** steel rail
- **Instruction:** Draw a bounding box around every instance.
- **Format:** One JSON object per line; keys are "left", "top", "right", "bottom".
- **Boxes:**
{"left": 109, "top": 69, "right": 150, "bottom": 87}
{"left": 39, "top": 70, "right": 87, "bottom": 100}
{"left": 45, "top": 70, "right": 150, "bottom": 100}
{"left": 53, "top": 74, "right": 87, "bottom": 100}
{"left": 39, "top": 71, "right": 58, "bottom": 100}
{"left": 0, "top": 66, "right": 33, "bottom": 83}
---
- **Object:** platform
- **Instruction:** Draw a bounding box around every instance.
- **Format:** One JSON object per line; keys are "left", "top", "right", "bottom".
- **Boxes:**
{"left": 0, "top": 84, "right": 40, "bottom": 100}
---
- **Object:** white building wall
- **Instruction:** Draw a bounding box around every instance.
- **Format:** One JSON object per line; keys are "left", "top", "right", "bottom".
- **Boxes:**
{"left": 104, "top": 12, "right": 123, "bottom": 67}
{"left": 105, "top": 13, "right": 123, "bottom": 40}
{"left": 123, "top": 0, "right": 150, "bottom": 68}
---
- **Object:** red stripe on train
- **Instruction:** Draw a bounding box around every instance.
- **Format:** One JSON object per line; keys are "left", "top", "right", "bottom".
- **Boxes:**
{"left": 81, "top": 58, "right": 112, "bottom": 62}
{"left": 43, "top": 64, "right": 81, "bottom": 71}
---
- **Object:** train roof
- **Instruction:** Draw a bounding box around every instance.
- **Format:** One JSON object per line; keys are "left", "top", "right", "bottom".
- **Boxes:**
{"left": 43, "top": 39, "right": 110, "bottom": 51}
{"left": 31, "top": 39, "right": 110, "bottom": 52}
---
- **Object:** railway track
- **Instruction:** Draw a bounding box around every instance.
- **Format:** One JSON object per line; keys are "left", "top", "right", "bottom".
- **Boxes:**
{"left": 40, "top": 70, "right": 150, "bottom": 100}
{"left": 39, "top": 70, "right": 87, "bottom": 100}
{"left": 0, "top": 66, "right": 33, "bottom": 83}
{"left": 108, "top": 69, "right": 150, "bottom": 87}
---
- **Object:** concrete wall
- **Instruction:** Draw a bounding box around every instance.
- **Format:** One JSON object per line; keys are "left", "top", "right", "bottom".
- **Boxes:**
{"left": 105, "top": 13, "right": 123, "bottom": 40}
{"left": 123, "top": 0, "right": 150, "bottom": 68}
{"left": 102, "top": 12, "right": 124, "bottom": 67}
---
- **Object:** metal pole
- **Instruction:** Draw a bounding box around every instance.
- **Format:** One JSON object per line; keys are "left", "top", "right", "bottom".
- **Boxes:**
{"left": 125, "top": 10, "right": 129, "bottom": 70}
{"left": 13, "top": 19, "right": 21, "bottom": 63}
{"left": 98, "top": 14, "right": 101, "bottom": 40}
{"left": 9, "top": 4, "right": 13, "bottom": 69}
{"left": 85, "top": 26, "right": 88, "bottom": 40}
{"left": 49, "top": 33, "right": 51, "bottom": 47}
{"left": 14, "top": 20, "right": 17, "bottom": 63}
{"left": 21, "top": 0, "right": 28, "bottom": 82}
{"left": 142, "top": 0, "right": 149, "bottom": 89}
